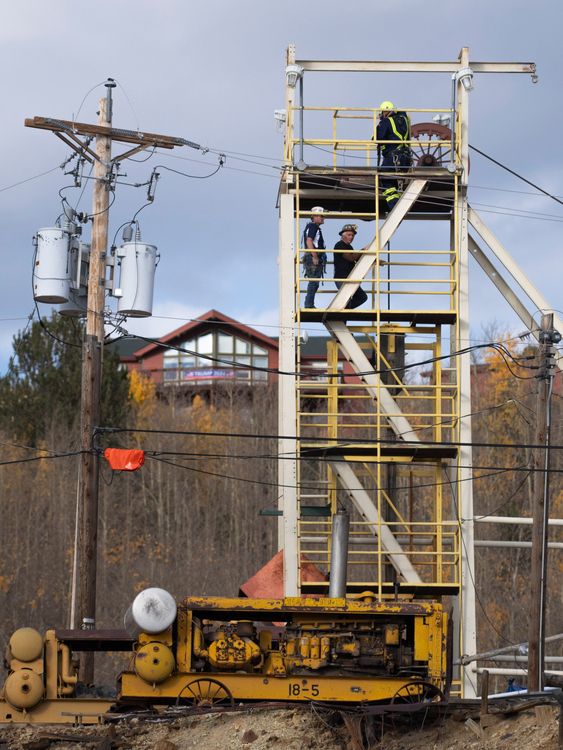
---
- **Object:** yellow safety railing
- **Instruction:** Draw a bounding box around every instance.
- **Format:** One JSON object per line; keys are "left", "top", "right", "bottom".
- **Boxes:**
{"left": 291, "top": 147, "right": 462, "bottom": 596}
{"left": 298, "top": 519, "right": 460, "bottom": 585}
{"left": 286, "top": 106, "right": 460, "bottom": 169}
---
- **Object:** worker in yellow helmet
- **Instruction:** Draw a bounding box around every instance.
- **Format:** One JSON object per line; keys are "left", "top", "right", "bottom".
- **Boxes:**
{"left": 376, "top": 101, "right": 412, "bottom": 211}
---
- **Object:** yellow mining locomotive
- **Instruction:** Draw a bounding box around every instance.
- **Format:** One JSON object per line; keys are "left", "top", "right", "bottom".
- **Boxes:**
{"left": 118, "top": 592, "right": 449, "bottom": 706}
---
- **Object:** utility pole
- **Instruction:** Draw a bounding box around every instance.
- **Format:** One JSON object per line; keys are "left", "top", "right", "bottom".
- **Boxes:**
{"left": 26, "top": 88, "right": 201, "bottom": 682}
{"left": 528, "top": 313, "right": 561, "bottom": 691}
{"left": 78, "top": 82, "right": 114, "bottom": 682}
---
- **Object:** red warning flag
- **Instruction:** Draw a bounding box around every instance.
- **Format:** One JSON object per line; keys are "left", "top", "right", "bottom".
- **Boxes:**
{"left": 104, "top": 448, "right": 145, "bottom": 471}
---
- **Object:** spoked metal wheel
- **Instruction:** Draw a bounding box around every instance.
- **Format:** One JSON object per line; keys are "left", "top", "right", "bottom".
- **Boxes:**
{"left": 389, "top": 681, "right": 445, "bottom": 729}
{"left": 176, "top": 677, "right": 235, "bottom": 708}
{"left": 410, "top": 123, "right": 454, "bottom": 168}
{"left": 391, "top": 680, "right": 445, "bottom": 705}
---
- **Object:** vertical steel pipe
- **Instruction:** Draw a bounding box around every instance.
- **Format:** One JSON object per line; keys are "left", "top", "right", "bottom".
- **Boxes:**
{"left": 329, "top": 509, "right": 350, "bottom": 598}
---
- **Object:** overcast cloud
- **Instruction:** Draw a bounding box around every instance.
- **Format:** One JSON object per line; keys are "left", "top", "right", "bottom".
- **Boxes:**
{"left": 0, "top": 0, "right": 561, "bottom": 367}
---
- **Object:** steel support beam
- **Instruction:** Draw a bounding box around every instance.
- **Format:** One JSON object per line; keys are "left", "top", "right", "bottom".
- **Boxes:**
{"left": 329, "top": 461, "right": 422, "bottom": 583}
{"left": 326, "top": 320, "right": 420, "bottom": 442}
{"left": 296, "top": 61, "right": 536, "bottom": 76}
{"left": 469, "top": 234, "right": 537, "bottom": 333}
{"left": 474, "top": 516, "right": 563, "bottom": 526}
{"left": 278, "top": 193, "right": 299, "bottom": 596}
{"left": 475, "top": 540, "right": 563, "bottom": 550}
{"left": 329, "top": 180, "right": 428, "bottom": 309}
{"left": 469, "top": 207, "right": 563, "bottom": 341}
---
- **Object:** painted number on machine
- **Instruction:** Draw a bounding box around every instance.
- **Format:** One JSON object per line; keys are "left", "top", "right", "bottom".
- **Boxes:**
{"left": 288, "top": 682, "right": 320, "bottom": 697}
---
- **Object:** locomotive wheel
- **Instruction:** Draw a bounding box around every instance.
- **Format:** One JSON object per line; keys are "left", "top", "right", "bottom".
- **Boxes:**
{"left": 391, "top": 680, "right": 445, "bottom": 705}
{"left": 389, "top": 681, "right": 445, "bottom": 729}
{"left": 176, "top": 678, "right": 234, "bottom": 708}
{"left": 410, "top": 123, "right": 454, "bottom": 168}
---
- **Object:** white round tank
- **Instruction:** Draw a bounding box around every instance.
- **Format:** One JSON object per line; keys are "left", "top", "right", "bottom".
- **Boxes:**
{"left": 124, "top": 587, "right": 177, "bottom": 637}
{"left": 117, "top": 241, "right": 158, "bottom": 317}
{"left": 33, "top": 228, "right": 71, "bottom": 304}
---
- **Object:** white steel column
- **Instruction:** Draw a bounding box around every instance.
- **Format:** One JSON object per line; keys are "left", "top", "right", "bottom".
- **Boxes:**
{"left": 278, "top": 192, "right": 299, "bottom": 595}
{"left": 457, "top": 47, "right": 477, "bottom": 698}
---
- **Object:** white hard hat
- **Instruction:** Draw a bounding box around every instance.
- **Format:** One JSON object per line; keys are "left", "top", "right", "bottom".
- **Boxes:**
{"left": 311, "top": 206, "right": 325, "bottom": 215}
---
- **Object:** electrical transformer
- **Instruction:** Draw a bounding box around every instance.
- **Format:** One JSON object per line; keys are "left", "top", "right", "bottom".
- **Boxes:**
{"left": 116, "top": 241, "right": 158, "bottom": 317}
{"left": 33, "top": 227, "right": 73, "bottom": 304}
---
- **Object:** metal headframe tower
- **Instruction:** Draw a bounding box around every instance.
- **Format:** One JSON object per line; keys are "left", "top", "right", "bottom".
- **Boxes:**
{"left": 277, "top": 46, "right": 550, "bottom": 697}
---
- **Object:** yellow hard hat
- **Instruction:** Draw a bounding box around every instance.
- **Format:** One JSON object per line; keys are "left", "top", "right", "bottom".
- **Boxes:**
{"left": 380, "top": 101, "right": 395, "bottom": 111}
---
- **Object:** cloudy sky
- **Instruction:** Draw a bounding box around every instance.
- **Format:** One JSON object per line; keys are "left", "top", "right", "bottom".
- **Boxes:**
{"left": 0, "top": 0, "right": 561, "bottom": 368}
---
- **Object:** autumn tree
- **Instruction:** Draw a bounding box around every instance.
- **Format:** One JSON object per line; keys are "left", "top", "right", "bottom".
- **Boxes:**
{"left": 471, "top": 329, "right": 563, "bottom": 669}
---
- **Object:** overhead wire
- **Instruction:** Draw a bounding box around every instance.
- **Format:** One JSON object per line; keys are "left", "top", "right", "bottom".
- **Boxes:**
{"left": 87, "top": 190, "right": 116, "bottom": 218}
{"left": 0, "top": 165, "right": 64, "bottom": 195}
{"left": 113, "top": 312, "right": 539, "bottom": 348}
{"left": 467, "top": 469, "right": 533, "bottom": 522}
{"left": 32, "top": 301, "right": 82, "bottom": 349}
{"left": 443, "top": 467, "right": 516, "bottom": 647}
{"left": 145, "top": 453, "right": 522, "bottom": 494}
{"left": 156, "top": 148, "right": 563, "bottom": 223}
{"left": 97, "top": 425, "right": 563, "bottom": 453}
{"left": 135, "top": 448, "right": 543, "bottom": 476}
{"left": 72, "top": 79, "right": 112, "bottom": 122}
{"left": 0, "top": 450, "right": 84, "bottom": 468}
{"left": 469, "top": 145, "right": 563, "bottom": 207}
{"left": 112, "top": 327, "right": 538, "bottom": 380}
{"left": 153, "top": 154, "right": 225, "bottom": 182}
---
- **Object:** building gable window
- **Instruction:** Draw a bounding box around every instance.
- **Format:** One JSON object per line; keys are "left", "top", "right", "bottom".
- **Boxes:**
{"left": 163, "top": 330, "right": 269, "bottom": 384}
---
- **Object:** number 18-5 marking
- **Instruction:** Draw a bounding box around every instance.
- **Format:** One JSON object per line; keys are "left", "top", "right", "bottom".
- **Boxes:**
{"left": 288, "top": 683, "right": 320, "bottom": 697}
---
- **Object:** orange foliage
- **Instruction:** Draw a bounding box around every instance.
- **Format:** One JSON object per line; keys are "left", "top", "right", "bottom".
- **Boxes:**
{"left": 128, "top": 370, "right": 157, "bottom": 427}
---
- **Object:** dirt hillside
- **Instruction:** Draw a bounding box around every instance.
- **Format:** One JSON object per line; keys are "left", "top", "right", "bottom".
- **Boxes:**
{"left": 0, "top": 703, "right": 560, "bottom": 750}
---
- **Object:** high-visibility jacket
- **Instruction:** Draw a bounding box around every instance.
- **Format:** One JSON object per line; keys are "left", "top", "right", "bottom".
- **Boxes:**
{"left": 376, "top": 111, "right": 411, "bottom": 155}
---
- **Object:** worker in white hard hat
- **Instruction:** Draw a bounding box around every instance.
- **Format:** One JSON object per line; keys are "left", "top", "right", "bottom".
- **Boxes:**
{"left": 376, "top": 101, "right": 412, "bottom": 211}
{"left": 302, "top": 207, "right": 327, "bottom": 309}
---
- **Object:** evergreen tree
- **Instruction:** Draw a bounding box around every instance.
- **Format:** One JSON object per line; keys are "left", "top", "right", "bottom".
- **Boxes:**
{"left": 0, "top": 313, "right": 129, "bottom": 444}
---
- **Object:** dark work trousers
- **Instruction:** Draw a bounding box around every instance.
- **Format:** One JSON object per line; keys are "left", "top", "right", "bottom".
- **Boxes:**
{"left": 335, "top": 281, "right": 368, "bottom": 309}
{"left": 380, "top": 149, "right": 412, "bottom": 208}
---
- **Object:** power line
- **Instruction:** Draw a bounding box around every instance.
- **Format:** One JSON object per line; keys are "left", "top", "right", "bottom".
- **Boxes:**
{"left": 96, "top": 425, "right": 563, "bottom": 453}
{"left": 128, "top": 313, "right": 538, "bottom": 346}
{"left": 72, "top": 79, "right": 112, "bottom": 123}
{"left": 0, "top": 165, "right": 62, "bottom": 194}
{"left": 154, "top": 157, "right": 224, "bottom": 181}
{"left": 469, "top": 145, "right": 563, "bottom": 207}
{"left": 213, "top": 138, "right": 563, "bottom": 207}
{"left": 114, "top": 327, "right": 536, "bottom": 380}
{"left": 145, "top": 453, "right": 521, "bottom": 494}
{"left": 139, "top": 449, "right": 543, "bottom": 475}
{"left": 444, "top": 467, "right": 516, "bottom": 647}
{"left": 156, "top": 148, "right": 563, "bottom": 223}
{"left": 0, "top": 450, "right": 84, "bottom": 468}
{"left": 464, "top": 470, "right": 532, "bottom": 521}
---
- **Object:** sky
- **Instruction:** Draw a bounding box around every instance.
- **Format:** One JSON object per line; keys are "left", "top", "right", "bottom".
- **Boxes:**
{"left": 0, "top": 0, "right": 562, "bottom": 369}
